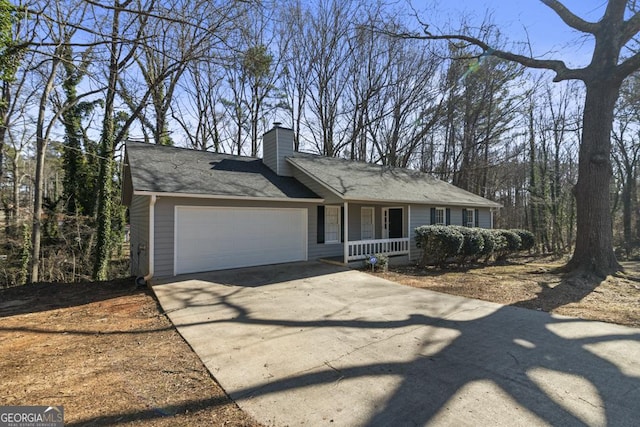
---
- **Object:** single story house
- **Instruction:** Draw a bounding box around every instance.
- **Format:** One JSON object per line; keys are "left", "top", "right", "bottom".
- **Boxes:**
{"left": 122, "top": 124, "right": 501, "bottom": 282}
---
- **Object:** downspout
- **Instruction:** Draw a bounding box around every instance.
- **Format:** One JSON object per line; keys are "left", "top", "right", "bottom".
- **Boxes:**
{"left": 140, "top": 195, "right": 156, "bottom": 285}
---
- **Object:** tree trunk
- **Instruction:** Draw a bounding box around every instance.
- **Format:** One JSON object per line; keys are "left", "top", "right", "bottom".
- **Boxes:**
{"left": 623, "top": 166, "right": 633, "bottom": 249}
{"left": 0, "top": 81, "right": 9, "bottom": 183}
{"left": 29, "top": 55, "right": 59, "bottom": 283}
{"left": 93, "top": 2, "right": 120, "bottom": 280}
{"left": 566, "top": 81, "right": 622, "bottom": 276}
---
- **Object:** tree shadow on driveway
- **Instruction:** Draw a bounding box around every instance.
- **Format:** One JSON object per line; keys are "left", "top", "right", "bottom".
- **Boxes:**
{"left": 155, "top": 272, "right": 640, "bottom": 426}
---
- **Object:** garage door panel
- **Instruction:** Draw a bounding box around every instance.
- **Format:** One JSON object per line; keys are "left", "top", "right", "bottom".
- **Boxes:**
{"left": 175, "top": 207, "right": 307, "bottom": 274}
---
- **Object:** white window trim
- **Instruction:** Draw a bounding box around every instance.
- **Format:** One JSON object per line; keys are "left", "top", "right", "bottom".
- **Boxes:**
{"left": 435, "top": 207, "right": 445, "bottom": 226}
{"left": 361, "top": 207, "right": 375, "bottom": 240}
{"left": 325, "top": 205, "right": 341, "bottom": 244}
{"left": 466, "top": 208, "right": 475, "bottom": 228}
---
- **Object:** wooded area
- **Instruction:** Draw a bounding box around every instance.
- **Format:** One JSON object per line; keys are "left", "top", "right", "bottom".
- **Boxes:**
{"left": 1, "top": 0, "right": 640, "bottom": 285}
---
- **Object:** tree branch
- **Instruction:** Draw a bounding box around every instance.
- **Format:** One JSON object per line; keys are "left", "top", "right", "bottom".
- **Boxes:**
{"left": 621, "top": 11, "right": 640, "bottom": 46}
{"left": 540, "top": 0, "right": 598, "bottom": 34}
{"left": 617, "top": 50, "right": 640, "bottom": 79}
{"left": 419, "top": 33, "right": 584, "bottom": 82}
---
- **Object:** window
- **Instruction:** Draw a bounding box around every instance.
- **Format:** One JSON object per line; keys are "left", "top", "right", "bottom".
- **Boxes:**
{"left": 325, "top": 206, "right": 341, "bottom": 243}
{"left": 465, "top": 208, "right": 475, "bottom": 227}
{"left": 434, "top": 207, "right": 445, "bottom": 225}
{"left": 466, "top": 209, "right": 474, "bottom": 227}
{"left": 361, "top": 207, "right": 375, "bottom": 240}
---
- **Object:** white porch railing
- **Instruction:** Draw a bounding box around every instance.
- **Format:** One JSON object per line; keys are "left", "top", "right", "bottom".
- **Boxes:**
{"left": 347, "top": 238, "right": 410, "bottom": 261}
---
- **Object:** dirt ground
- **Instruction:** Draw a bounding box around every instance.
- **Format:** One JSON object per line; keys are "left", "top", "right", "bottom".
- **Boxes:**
{"left": 1, "top": 256, "right": 639, "bottom": 426}
{"left": 0, "top": 279, "right": 261, "bottom": 426}
{"left": 376, "top": 256, "right": 640, "bottom": 328}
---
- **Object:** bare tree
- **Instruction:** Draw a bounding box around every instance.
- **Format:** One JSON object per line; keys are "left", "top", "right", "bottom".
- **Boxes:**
{"left": 612, "top": 74, "right": 640, "bottom": 253}
{"left": 303, "top": 0, "right": 358, "bottom": 156}
{"left": 419, "top": 0, "right": 640, "bottom": 276}
{"left": 29, "top": 0, "right": 85, "bottom": 283}
{"left": 172, "top": 60, "right": 226, "bottom": 151}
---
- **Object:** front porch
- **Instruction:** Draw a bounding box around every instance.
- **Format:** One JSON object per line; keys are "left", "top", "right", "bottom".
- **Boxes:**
{"left": 318, "top": 202, "right": 413, "bottom": 265}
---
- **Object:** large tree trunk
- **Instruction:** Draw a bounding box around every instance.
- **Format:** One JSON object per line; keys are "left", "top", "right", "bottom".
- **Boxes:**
{"left": 566, "top": 80, "right": 622, "bottom": 276}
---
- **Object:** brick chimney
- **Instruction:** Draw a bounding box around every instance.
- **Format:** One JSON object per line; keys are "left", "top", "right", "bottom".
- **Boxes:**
{"left": 262, "top": 122, "right": 294, "bottom": 176}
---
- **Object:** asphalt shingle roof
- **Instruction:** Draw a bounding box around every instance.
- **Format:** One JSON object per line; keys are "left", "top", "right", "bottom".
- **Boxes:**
{"left": 287, "top": 153, "right": 502, "bottom": 208}
{"left": 125, "top": 141, "right": 500, "bottom": 207}
{"left": 125, "top": 141, "right": 320, "bottom": 200}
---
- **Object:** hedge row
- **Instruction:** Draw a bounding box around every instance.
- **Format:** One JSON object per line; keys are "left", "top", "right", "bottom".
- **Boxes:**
{"left": 415, "top": 225, "right": 534, "bottom": 268}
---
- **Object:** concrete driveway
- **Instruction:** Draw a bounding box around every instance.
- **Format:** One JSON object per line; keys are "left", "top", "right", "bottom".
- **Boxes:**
{"left": 153, "top": 262, "right": 640, "bottom": 426}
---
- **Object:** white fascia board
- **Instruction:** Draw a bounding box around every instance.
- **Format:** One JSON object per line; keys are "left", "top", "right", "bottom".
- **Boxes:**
{"left": 341, "top": 196, "right": 502, "bottom": 208}
{"left": 133, "top": 190, "right": 324, "bottom": 204}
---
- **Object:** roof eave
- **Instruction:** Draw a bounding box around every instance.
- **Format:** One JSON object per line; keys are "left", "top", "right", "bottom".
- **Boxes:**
{"left": 132, "top": 190, "right": 325, "bottom": 204}
{"left": 287, "top": 157, "right": 502, "bottom": 208}
{"left": 341, "top": 196, "right": 502, "bottom": 208}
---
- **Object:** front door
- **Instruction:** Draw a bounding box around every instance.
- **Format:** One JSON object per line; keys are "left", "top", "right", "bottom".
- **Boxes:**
{"left": 383, "top": 207, "right": 403, "bottom": 239}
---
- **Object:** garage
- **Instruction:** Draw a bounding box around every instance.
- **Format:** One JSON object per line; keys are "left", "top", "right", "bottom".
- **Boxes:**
{"left": 174, "top": 206, "right": 308, "bottom": 275}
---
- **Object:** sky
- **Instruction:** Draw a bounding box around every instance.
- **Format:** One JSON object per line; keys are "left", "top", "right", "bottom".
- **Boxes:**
{"left": 420, "top": 1, "right": 610, "bottom": 68}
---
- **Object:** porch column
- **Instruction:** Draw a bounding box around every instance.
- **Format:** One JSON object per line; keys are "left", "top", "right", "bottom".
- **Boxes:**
{"left": 343, "top": 201, "right": 349, "bottom": 264}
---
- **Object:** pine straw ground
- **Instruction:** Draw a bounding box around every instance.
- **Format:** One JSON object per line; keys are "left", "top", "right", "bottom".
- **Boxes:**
{"left": 375, "top": 256, "right": 640, "bottom": 328}
{"left": 0, "top": 256, "right": 638, "bottom": 426}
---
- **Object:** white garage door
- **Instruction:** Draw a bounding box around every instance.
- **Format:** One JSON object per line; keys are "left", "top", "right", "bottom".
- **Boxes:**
{"left": 174, "top": 206, "right": 307, "bottom": 275}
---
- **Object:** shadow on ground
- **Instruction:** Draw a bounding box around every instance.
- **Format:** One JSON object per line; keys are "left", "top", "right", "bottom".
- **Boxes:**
{"left": 158, "top": 267, "right": 640, "bottom": 426}
{"left": 0, "top": 277, "right": 141, "bottom": 318}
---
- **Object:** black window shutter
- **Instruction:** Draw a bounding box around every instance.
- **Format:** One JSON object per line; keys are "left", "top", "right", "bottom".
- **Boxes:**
{"left": 430, "top": 207, "right": 436, "bottom": 224}
{"left": 340, "top": 207, "right": 345, "bottom": 242}
{"left": 317, "top": 206, "right": 325, "bottom": 244}
{"left": 446, "top": 208, "right": 451, "bottom": 225}
{"left": 475, "top": 209, "right": 480, "bottom": 227}
{"left": 462, "top": 209, "right": 467, "bottom": 226}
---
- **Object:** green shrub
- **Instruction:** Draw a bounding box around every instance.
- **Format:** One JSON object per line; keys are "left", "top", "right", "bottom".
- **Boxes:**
{"left": 477, "top": 228, "right": 496, "bottom": 261}
{"left": 450, "top": 226, "right": 485, "bottom": 265}
{"left": 513, "top": 229, "right": 535, "bottom": 251}
{"left": 415, "top": 224, "right": 535, "bottom": 267}
{"left": 415, "top": 225, "right": 464, "bottom": 267}
{"left": 492, "top": 229, "right": 521, "bottom": 260}
{"left": 364, "top": 253, "right": 389, "bottom": 272}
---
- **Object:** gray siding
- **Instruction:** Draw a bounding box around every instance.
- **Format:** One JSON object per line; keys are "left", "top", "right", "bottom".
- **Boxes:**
{"left": 307, "top": 204, "right": 343, "bottom": 259}
{"left": 129, "top": 195, "right": 149, "bottom": 277}
{"left": 478, "top": 208, "right": 492, "bottom": 228}
{"left": 409, "top": 205, "right": 430, "bottom": 262}
{"left": 263, "top": 126, "right": 294, "bottom": 176}
{"left": 262, "top": 128, "right": 278, "bottom": 174}
{"left": 348, "top": 203, "right": 363, "bottom": 241}
{"left": 449, "top": 208, "right": 463, "bottom": 226}
{"left": 142, "top": 194, "right": 497, "bottom": 277}
{"left": 154, "top": 199, "right": 175, "bottom": 277}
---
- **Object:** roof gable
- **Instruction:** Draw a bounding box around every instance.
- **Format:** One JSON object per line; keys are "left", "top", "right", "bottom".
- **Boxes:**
{"left": 287, "top": 153, "right": 501, "bottom": 208}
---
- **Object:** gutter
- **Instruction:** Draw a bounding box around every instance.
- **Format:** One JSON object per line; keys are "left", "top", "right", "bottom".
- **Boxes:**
{"left": 138, "top": 194, "right": 156, "bottom": 286}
